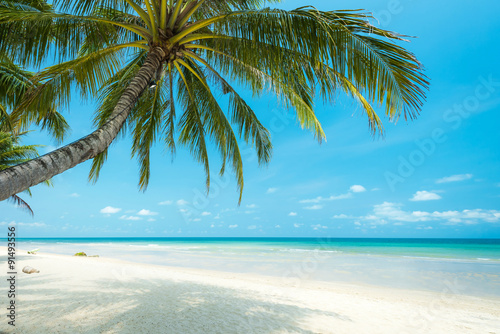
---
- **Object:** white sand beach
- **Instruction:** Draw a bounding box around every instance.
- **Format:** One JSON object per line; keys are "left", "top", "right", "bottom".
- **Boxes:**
{"left": 2, "top": 247, "right": 499, "bottom": 334}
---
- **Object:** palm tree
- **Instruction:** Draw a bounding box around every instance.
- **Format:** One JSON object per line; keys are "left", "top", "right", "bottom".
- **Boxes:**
{"left": 0, "top": 131, "right": 42, "bottom": 215}
{"left": 0, "top": 0, "right": 428, "bottom": 202}
{"left": 0, "top": 56, "right": 61, "bottom": 213}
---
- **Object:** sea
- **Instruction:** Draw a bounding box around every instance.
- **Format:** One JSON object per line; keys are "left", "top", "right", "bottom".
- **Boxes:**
{"left": 14, "top": 237, "right": 500, "bottom": 297}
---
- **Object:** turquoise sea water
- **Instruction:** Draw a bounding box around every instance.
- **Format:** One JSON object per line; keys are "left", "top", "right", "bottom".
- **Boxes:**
{"left": 13, "top": 238, "right": 500, "bottom": 297}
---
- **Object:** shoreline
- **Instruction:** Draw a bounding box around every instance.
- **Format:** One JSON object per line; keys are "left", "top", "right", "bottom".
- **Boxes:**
{"left": 2, "top": 246, "right": 500, "bottom": 333}
{"left": 17, "top": 246, "right": 500, "bottom": 300}
{"left": 13, "top": 240, "right": 500, "bottom": 298}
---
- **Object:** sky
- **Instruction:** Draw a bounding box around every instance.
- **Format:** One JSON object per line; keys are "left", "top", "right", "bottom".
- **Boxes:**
{"left": 1, "top": 0, "right": 500, "bottom": 238}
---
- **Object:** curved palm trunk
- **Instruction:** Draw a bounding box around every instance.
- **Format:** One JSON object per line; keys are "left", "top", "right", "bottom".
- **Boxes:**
{"left": 0, "top": 47, "right": 165, "bottom": 201}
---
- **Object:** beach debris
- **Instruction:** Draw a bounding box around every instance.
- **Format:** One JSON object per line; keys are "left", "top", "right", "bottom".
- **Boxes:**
{"left": 74, "top": 252, "right": 87, "bottom": 256}
{"left": 22, "top": 266, "right": 40, "bottom": 274}
{"left": 27, "top": 248, "right": 39, "bottom": 255}
{"left": 73, "top": 252, "right": 99, "bottom": 257}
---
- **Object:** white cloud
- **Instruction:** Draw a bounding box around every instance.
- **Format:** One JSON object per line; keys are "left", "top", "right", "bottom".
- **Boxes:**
{"left": 350, "top": 185, "right": 366, "bottom": 193}
{"left": 100, "top": 206, "right": 121, "bottom": 214}
{"left": 176, "top": 199, "right": 189, "bottom": 205}
{"left": 119, "top": 215, "right": 142, "bottom": 221}
{"left": 300, "top": 193, "right": 351, "bottom": 204}
{"left": 158, "top": 200, "right": 172, "bottom": 205}
{"left": 275, "top": 225, "right": 281, "bottom": 228}
{"left": 436, "top": 174, "right": 473, "bottom": 184}
{"left": 288, "top": 212, "right": 297, "bottom": 216}
{"left": 201, "top": 211, "right": 211, "bottom": 216}
{"left": 192, "top": 218, "right": 201, "bottom": 222}
{"left": 214, "top": 214, "right": 220, "bottom": 219}
{"left": 305, "top": 205, "right": 323, "bottom": 210}
{"left": 210, "top": 224, "right": 215, "bottom": 228}
{"left": 354, "top": 221, "right": 361, "bottom": 226}
{"left": 293, "top": 223, "right": 302, "bottom": 228}
{"left": 266, "top": 187, "right": 278, "bottom": 194}
{"left": 246, "top": 204, "right": 257, "bottom": 208}
{"left": 356, "top": 202, "right": 500, "bottom": 225}
{"left": 410, "top": 191, "right": 442, "bottom": 201}
{"left": 138, "top": 209, "right": 158, "bottom": 216}
{"left": 69, "top": 193, "right": 80, "bottom": 198}
{"left": 332, "top": 214, "right": 353, "bottom": 219}
{"left": 371, "top": 202, "right": 419, "bottom": 222}
{"left": 300, "top": 185, "right": 366, "bottom": 204}
{"left": 229, "top": 224, "right": 238, "bottom": 228}
{"left": 248, "top": 225, "right": 257, "bottom": 230}
{"left": 16, "top": 222, "right": 47, "bottom": 227}
{"left": 311, "top": 224, "right": 328, "bottom": 230}
{"left": 147, "top": 218, "right": 156, "bottom": 222}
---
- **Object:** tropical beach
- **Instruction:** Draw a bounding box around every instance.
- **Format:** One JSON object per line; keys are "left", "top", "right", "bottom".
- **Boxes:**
{"left": 1, "top": 0, "right": 500, "bottom": 333}
{"left": 2, "top": 239, "right": 500, "bottom": 333}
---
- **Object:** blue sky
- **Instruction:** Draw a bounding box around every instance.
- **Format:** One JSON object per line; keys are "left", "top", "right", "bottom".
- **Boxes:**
{"left": 1, "top": 0, "right": 500, "bottom": 238}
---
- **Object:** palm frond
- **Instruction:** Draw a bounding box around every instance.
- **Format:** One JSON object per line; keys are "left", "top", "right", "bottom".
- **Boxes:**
{"left": 180, "top": 56, "right": 245, "bottom": 200}
{"left": 0, "top": 6, "right": 146, "bottom": 66}
{"left": 7, "top": 194, "right": 33, "bottom": 216}
{"left": 88, "top": 50, "right": 147, "bottom": 183}
{"left": 13, "top": 41, "right": 138, "bottom": 126}
{"left": 208, "top": 7, "right": 427, "bottom": 123}
{"left": 175, "top": 61, "right": 210, "bottom": 190}
{"left": 130, "top": 76, "right": 170, "bottom": 190}
{"left": 184, "top": 50, "right": 272, "bottom": 165}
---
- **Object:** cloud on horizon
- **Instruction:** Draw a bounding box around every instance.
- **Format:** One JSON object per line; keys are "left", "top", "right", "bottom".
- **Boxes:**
{"left": 332, "top": 202, "right": 500, "bottom": 225}
{"left": 436, "top": 174, "right": 473, "bottom": 184}
{"left": 410, "top": 191, "right": 442, "bottom": 201}
{"left": 2, "top": 221, "right": 47, "bottom": 228}
{"left": 100, "top": 206, "right": 121, "bottom": 214}
{"left": 300, "top": 184, "right": 366, "bottom": 204}
{"left": 120, "top": 215, "right": 142, "bottom": 221}
{"left": 350, "top": 185, "right": 367, "bottom": 193}
{"left": 305, "top": 205, "right": 323, "bottom": 210}
{"left": 138, "top": 209, "right": 158, "bottom": 216}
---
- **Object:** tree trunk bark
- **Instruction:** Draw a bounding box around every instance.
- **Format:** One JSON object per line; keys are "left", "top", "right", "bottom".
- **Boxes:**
{"left": 0, "top": 47, "right": 166, "bottom": 201}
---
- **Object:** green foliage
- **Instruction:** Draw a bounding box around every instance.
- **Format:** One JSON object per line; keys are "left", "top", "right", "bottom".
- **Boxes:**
{"left": 0, "top": 0, "right": 428, "bottom": 202}
{"left": 0, "top": 56, "right": 70, "bottom": 142}
{"left": 0, "top": 55, "right": 57, "bottom": 214}
{"left": 0, "top": 131, "right": 41, "bottom": 215}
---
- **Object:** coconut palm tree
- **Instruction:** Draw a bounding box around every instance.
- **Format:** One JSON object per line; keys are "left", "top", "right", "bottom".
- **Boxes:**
{"left": 0, "top": 55, "right": 62, "bottom": 214}
{"left": 0, "top": 0, "right": 428, "bottom": 202}
{"left": 0, "top": 131, "right": 43, "bottom": 215}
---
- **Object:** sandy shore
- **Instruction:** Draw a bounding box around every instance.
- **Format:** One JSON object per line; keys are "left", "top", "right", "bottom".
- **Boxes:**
{"left": 1, "top": 247, "right": 499, "bottom": 334}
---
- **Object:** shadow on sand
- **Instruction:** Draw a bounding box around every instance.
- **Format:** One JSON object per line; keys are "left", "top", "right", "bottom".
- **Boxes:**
{"left": 0, "top": 255, "right": 350, "bottom": 333}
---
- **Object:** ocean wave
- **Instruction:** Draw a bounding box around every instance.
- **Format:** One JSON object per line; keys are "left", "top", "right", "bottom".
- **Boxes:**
{"left": 399, "top": 255, "right": 500, "bottom": 263}
{"left": 279, "top": 248, "right": 342, "bottom": 254}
